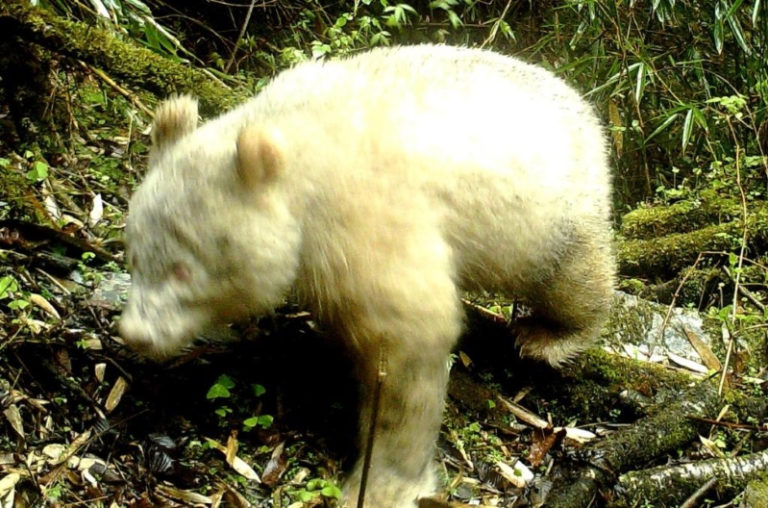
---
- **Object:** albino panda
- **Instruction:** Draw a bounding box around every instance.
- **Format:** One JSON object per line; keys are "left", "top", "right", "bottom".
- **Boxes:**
{"left": 120, "top": 44, "right": 615, "bottom": 507}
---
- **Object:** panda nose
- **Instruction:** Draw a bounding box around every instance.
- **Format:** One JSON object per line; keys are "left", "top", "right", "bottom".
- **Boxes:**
{"left": 119, "top": 310, "right": 154, "bottom": 354}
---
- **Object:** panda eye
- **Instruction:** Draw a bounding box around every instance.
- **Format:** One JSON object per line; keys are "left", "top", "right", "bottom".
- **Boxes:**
{"left": 170, "top": 262, "right": 191, "bottom": 282}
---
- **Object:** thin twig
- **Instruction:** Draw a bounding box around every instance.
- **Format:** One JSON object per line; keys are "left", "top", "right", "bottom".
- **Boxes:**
{"left": 651, "top": 252, "right": 704, "bottom": 358}
{"left": 461, "top": 299, "right": 508, "bottom": 324}
{"left": 680, "top": 477, "right": 719, "bottom": 508}
{"left": 481, "top": 0, "right": 513, "bottom": 48}
{"left": 358, "top": 348, "right": 387, "bottom": 508}
{"left": 78, "top": 61, "right": 152, "bottom": 116}
{"left": 718, "top": 331, "right": 733, "bottom": 396}
{"left": 687, "top": 415, "right": 766, "bottom": 431}
{"left": 225, "top": 0, "right": 257, "bottom": 74}
{"left": 718, "top": 118, "right": 749, "bottom": 397}
{"left": 722, "top": 267, "right": 765, "bottom": 311}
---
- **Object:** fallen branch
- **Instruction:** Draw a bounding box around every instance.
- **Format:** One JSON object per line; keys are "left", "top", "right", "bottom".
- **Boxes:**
{"left": 618, "top": 449, "right": 768, "bottom": 506}
{"left": 680, "top": 477, "right": 718, "bottom": 508}
{"left": 544, "top": 380, "right": 722, "bottom": 507}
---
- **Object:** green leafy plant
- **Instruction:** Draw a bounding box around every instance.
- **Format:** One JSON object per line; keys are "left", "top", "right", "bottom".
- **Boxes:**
{"left": 206, "top": 376, "right": 273, "bottom": 430}
{"left": 0, "top": 275, "right": 30, "bottom": 312}
{"left": 77, "top": 252, "right": 104, "bottom": 285}
{"left": 45, "top": 483, "right": 63, "bottom": 501}
{"left": 0, "top": 275, "right": 18, "bottom": 299}
{"left": 243, "top": 383, "right": 272, "bottom": 431}
{"left": 25, "top": 161, "right": 49, "bottom": 182}
{"left": 243, "top": 414, "right": 273, "bottom": 431}
{"left": 206, "top": 374, "right": 236, "bottom": 400}
{"left": 207, "top": 374, "right": 236, "bottom": 421}
{"left": 292, "top": 478, "right": 343, "bottom": 503}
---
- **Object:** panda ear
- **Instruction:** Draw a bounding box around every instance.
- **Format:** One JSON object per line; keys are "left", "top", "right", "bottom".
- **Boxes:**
{"left": 150, "top": 95, "right": 199, "bottom": 150}
{"left": 236, "top": 125, "right": 284, "bottom": 189}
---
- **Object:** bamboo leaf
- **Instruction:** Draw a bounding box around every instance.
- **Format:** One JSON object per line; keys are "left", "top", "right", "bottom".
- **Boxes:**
{"left": 635, "top": 62, "right": 646, "bottom": 104}
{"left": 682, "top": 108, "right": 694, "bottom": 151}
{"left": 713, "top": 19, "right": 724, "bottom": 54}
{"left": 585, "top": 62, "right": 642, "bottom": 97}
{"left": 692, "top": 107, "right": 710, "bottom": 133}
{"left": 646, "top": 113, "right": 680, "bottom": 143}
{"left": 724, "top": 0, "right": 745, "bottom": 19}
{"left": 714, "top": 2, "right": 725, "bottom": 54}
{"left": 727, "top": 14, "right": 751, "bottom": 54}
{"left": 753, "top": 0, "right": 761, "bottom": 24}
{"left": 446, "top": 9, "right": 462, "bottom": 28}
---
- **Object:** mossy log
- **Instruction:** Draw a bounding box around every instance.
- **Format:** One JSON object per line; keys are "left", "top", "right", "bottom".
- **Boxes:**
{"left": 545, "top": 380, "right": 721, "bottom": 507}
{"left": 618, "top": 449, "right": 768, "bottom": 506}
{"left": 620, "top": 190, "right": 742, "bottom": 240}
{"left": 0, "top": 1, "right": 249, "bottom": 115}
{"left": 459, "top": 300, "right": 765, "bottom": 507}
{"left": 617, "top": 198, "right": 768, "bottom": 278}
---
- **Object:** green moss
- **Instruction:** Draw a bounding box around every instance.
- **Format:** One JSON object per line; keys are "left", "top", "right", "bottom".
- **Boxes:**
{"left": 618, "top": 222, "right": 739, "bottom": 277}
{"left": 621, "top": 190, "right": 742, "bottom": 240}
{"left": 744, "top": 476, "right": 768, "bottom": 508}
{"left": 621, "top": 199, "right": 701, "bottom": 239}
{"left": 618, "top": 277, "right": 648, "bottom": 294}
{"left": 4, "top": 0, "right": 250, "bottom": 115}
{"left": 579, "top": 349, "right": 692, "bottom": 394}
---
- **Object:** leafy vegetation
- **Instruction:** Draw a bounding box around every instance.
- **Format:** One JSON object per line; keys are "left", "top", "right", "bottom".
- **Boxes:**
{"left": 29, "top": 0, "right": 767, "bottom": 207}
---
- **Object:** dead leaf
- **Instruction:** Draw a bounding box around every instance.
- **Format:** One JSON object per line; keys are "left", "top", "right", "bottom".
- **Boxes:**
{"left": 94, "top": 363, "right": 106, "bottom": 382}
{"left": 683, "top": 326, "right": 722, "bottom": 371}
{"left": 668, "top": 352, "right": 709, "bottom": 374}
{"left": 528, "top": 427, "right": 564, "bottom": 466}
{"left": 21, "top": 317, "right": 48, "bottom": 334}
{"left": 225, "top": 431, "right": 239, "bottom": 466}
{"left": 448, "top": 429, "right": 474, "bottom": 470}
{"left": 105, "top": 376, "right": 127, "bottom": 412}
{"left": 54, "top": 348, "right": 72, "bottom": 375}
{"left": 29, "top": 293, "right": 60, "bottom": 319}
{"left": 220, "top": 482, "right": 251, "bottom": 507}
{"left": 495, "top": 459, "right": 533, "bottom": 488}
{"left": 288, "top": 467, "right": 310, "bottom": 485}
{"left": 80, "top": 337, "right": 103, "bottom": 350}
{"left": 89, "top": 193, "right": 103, "bottom": 227}
{"left": 41, "top": 181, "right": 61, "bottom": 221}
{"left": 48, "top": 430, "right": 92, "bottom": 466}
{"left": 3, "top": 405, "right": 24, "bottom": 440}
{"left": 209, "top": 489, "right": 225, "bottom": 508}
{"left": 561, "top": 426, "right": 597, "bottom": 445}
{"left": 76, "top": 456, "right": 107, "bottom": 473}
{"left": 82, "top": 467, "right": 98, "bottom": 487}
{"left": 0, "top": 472, "right": 20, "bottom": 498}
{"left": 699, "top": 435, "right": 726, "bottom": 458}
{"left": 512, "top": 386, "right": 532, "bottom": 404}
{"left": 156, "top": 485, "right": 213, "bottom": 505}
{"left": 497, "top": 396, "right": 549, "bottom": 429}
{"left": 262, "top": 442, "right": 287, "bottom": 487}
{"left": 205, "top": 438, "right": 261, "bottom": 483}
{"left": 42, "top": 443, "right": 67, "bottom": 462}
{"left": 8, "top": 389, "right": 49, "bottom": 412}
